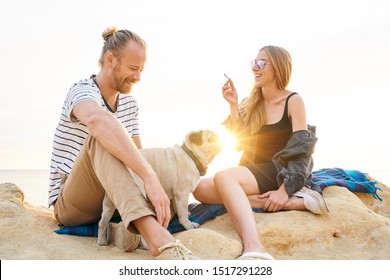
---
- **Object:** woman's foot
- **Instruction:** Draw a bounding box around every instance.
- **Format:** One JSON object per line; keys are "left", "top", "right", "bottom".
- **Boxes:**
{"left": 237, "top": 251, "right": 275, "bottom": 260}
{"left": 292, "top": 187, "right": 329, "bottom": 214}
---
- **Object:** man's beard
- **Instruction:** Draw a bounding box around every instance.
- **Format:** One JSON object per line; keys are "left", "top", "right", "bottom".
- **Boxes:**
{"left": 112, "top": 63, "right": 133, "bottom": 94}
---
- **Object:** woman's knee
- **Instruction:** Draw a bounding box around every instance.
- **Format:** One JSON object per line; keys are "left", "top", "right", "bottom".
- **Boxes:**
{"left": 193, "top": 178, "right": 212, "bottom": 197}
{"left": 214, "top": 167, "right": 258, "bottom": 195}
{"left": 214, "top": 169, "right": 236, "bottom": 187}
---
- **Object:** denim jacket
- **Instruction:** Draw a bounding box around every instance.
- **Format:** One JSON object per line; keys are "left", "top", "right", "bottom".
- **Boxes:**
{"left": 272, "top": 125, "right": 317, "bottom": 196}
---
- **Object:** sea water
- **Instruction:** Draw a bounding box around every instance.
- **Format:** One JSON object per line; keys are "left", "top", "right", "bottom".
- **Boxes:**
{"left": 0, "top": 169, "right": 50, "bottom": 207}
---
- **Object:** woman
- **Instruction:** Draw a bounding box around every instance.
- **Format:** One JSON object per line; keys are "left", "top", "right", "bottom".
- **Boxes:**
{"left": 193, "top": 45, "right": 328, "bottom": 260}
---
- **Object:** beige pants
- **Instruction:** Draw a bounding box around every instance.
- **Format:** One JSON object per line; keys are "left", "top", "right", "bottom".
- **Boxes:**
{"left": 53, "top": 136, "right": 155, "bottom": 233}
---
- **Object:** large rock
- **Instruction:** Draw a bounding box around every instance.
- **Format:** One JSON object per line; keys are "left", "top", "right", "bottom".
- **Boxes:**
{"left": 1, "top": 181, "right": 389, "bottom": 260}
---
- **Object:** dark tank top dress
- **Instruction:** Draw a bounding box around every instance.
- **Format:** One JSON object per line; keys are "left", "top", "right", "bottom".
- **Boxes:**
{"left": 243, "top": 92, "right": 297, "bottom": 193}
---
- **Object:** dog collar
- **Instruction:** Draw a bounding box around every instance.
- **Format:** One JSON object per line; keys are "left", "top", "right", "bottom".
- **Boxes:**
{"left": 181, "top": 143, "right": 207, "bottom": 176}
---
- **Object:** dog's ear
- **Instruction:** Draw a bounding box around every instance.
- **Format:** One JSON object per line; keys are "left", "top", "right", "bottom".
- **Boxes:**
{"left": 189, "top": 131, "right": 203, "bottom": 145}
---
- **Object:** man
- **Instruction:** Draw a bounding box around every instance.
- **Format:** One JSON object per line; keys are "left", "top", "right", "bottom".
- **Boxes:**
{"left": 49, "top": 27, "right": 198, "bottom": 260}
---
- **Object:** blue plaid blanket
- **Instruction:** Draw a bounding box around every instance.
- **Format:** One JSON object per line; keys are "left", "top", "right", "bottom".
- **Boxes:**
{"left": 312, "top": 168, "right": 382, "bottom": 201}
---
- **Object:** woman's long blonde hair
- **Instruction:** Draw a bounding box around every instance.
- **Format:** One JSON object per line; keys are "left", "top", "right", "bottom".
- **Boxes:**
{"left": 240, "top": 45, "right": 292, "bottom": 135}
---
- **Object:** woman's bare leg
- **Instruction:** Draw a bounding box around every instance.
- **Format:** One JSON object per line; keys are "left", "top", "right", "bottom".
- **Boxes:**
{"left": 193, "top": 177, "right": 223, "bottom": 204}
{"left": 213, "top": 167, "right": 267, "bottom": 254}
{"left": 248, "top": 194, "right": 306, "bottom": 211}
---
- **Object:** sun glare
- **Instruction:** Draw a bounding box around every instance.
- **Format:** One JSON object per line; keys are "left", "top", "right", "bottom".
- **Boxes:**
{"left": 219, "top": 130, "right": 238, "bottom": 151}
{"left": 207, "top": 130, "right": 242, "bottom": 175}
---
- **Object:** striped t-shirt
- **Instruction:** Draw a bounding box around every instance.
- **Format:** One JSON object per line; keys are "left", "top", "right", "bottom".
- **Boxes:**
{"left": 48, "top": 75, "right": 140, "bottom": 207}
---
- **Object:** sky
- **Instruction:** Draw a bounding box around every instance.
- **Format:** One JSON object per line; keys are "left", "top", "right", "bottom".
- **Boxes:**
{"left": 0, "top": 0, "right": 389, "bottom": 176}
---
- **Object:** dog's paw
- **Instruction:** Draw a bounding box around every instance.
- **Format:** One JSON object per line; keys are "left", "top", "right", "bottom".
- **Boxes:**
{"left": 97, "top": 239, "right": 109, "bottom": 246}
{"left": 192, "top": 222, "right": 200, "bottom": 229}
{"left": 186, "top": 222, "right": 200, "bottom": 229}
{"left": 97, "top": 226, "right": 109, "bottom": 246}
{"left": 97, "top": 231, "right": 109, "bottom": 246}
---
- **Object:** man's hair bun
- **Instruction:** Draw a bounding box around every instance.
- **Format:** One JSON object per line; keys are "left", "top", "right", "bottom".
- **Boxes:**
{"left": 102, "top": 26, "right": 119, "bottom": 42}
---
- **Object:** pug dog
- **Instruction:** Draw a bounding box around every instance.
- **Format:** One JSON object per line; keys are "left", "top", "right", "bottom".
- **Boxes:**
{"left": 97, "top": 129, "right": 221, "bottom": 247}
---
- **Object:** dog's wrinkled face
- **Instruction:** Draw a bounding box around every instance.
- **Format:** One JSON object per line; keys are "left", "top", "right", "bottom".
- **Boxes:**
{"left": 184, "top": 130, "right": 222, "bottom": 166}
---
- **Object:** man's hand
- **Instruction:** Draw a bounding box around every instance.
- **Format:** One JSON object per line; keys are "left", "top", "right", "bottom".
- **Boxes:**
{"left": 143, "top": 175, "right": 171, "bottom": 228}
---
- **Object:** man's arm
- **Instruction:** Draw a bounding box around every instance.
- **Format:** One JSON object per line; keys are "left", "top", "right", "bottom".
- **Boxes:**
{"left": 72, "top": 100, "right": 171, "bottom": 228}
{"left": 132, "top": 136, "right": 142, "bottom": 149}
